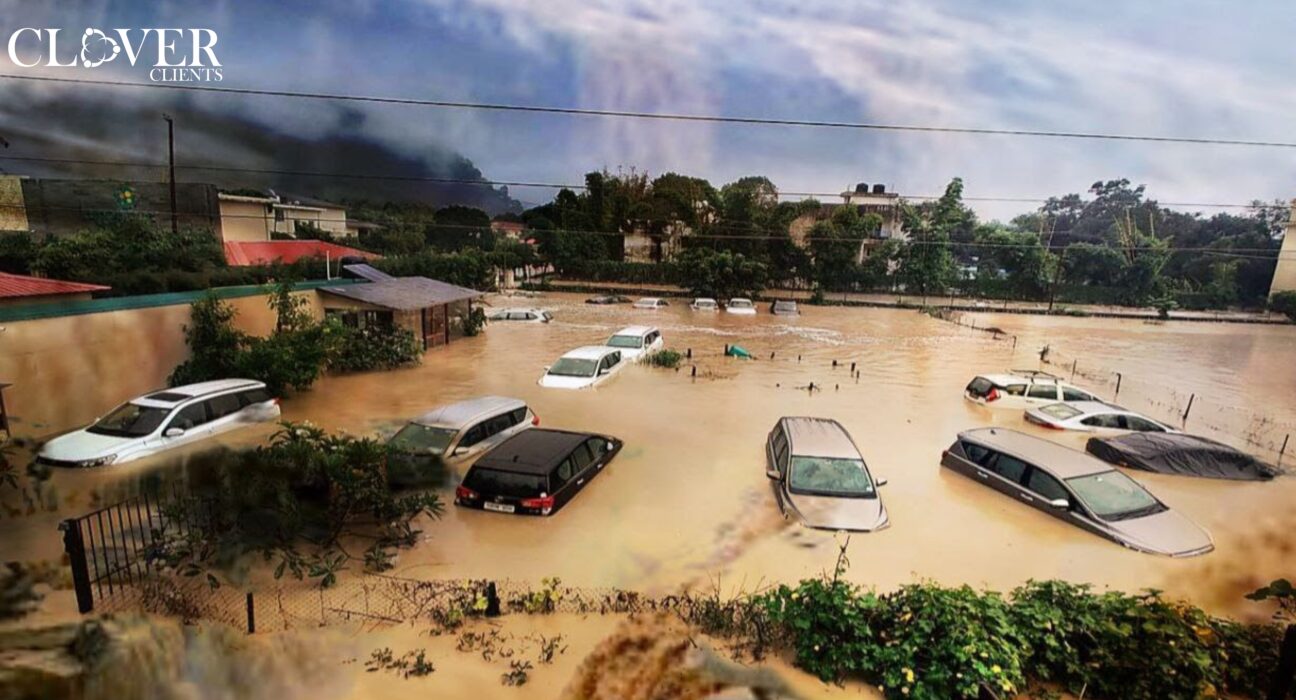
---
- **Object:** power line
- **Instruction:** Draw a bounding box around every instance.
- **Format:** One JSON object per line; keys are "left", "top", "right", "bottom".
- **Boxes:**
{"left": 0, "top": 154, "right": 1272, "bottom": 210}
{"left": 5, "top": 73, "right": 1296, "bottom": 149}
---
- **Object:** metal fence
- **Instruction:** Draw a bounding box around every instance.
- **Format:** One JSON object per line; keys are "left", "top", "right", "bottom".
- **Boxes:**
{"left": 59, "top": 491, "right": 180, "bottom": 614}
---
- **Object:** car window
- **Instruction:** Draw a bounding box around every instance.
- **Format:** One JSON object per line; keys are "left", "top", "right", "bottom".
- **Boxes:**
{"left": 571, "top": 443, "right": 595, "bottom": 472}
{"left": 1027, "top": 384, "right": 1059, "bottom": 400}
{"left": 1124, "top": 416, "right": 1165, "bottom": 432}
{"left": 459, "top": 423, "right": 486, "bottom": 447}
{"left": 585, "top": 438, "right": 608, "bottom": 459}
{"left": 987, "top": 453, "right": 1029, "bottom": 483}
{"left": 961, "top": 441, "right": 993, "bottom": 467}
{"left": 553, "top": 458, "right": 574, "bottom": 487}
{"left": 772, "top": 428, "right": 789, "bottom": 472}
{"left": 237, "top": 388, "right": 272, "bottom": 407}
{"left": 1004, "top": 384, "right": 1027, "bottom": 396}
{"left": 166, "top": 402, "right": 209, "bottom": 431}
{"left": 1025, "top": 468, "right": 1070, "bottom": 501}
{"left": 1082, "top": 414, "right": 1122, "bottom": 429}
{"left": 511, "top": 407, "right": 527, "bottom": 425}
{"left": 1061, "top": 387, "right": 1093, "bottom": 401}
{"left": 206, "top": 393, "right": 242, "bottom": 420}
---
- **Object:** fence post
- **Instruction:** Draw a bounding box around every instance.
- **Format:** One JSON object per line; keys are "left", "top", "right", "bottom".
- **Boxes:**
{"left": 1182, "top": 394, "right": 1196, "bottom": 426}
{"left": 1071, "top": 359, "right": 1078, "bottom": 381}
{"left": 60, "top": 519, "right": 94, "bottom": 614}
{"left": 246, "top": 592, "right": 256, "bottom": 634}
{"left": 485, "top": 581, "right": 501, "bottom": 617}
{"left": 1278, "top": 434, "right": 1289, "bottom": 468}
{"left": 1114, "top": 372, "right": 1123, "bottom": 399}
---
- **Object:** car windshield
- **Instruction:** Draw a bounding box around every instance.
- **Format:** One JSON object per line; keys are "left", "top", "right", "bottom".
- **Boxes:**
{"left": 1065, "top": 471, "right": 1164, "bottom": 520}
{"left": 788, "top": 457, "right": 875, "bottom": 497}
{"left": 388, "top": 424, "right": 458, "bottom": 454}
{"left": 694, "top": 300, "right": 715, "bottom": 307}
{"left": 86, "top": 402, "right": 170, "bottom": 438}
{"left": 730, "top": 300, "right": 752, "bottom": 308}
{"left": 607, "top": 335, "right": 643, "bottom": 349}
{"left": 549, "top": 357, "right": 598, "bottom": 377}
{"left": 774, "top": 302, "right": 796, "bottom": 310}
{"left": 1041, "top": 404, "right": 1083, "bottom": 420}
{"left": 462, "top": 468, "right": 547, "bottom": 498}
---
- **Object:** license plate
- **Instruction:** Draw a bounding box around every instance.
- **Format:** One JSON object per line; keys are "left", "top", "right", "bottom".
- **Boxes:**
{"left": 484, "top": 502, "right": 515, "bottom": 513}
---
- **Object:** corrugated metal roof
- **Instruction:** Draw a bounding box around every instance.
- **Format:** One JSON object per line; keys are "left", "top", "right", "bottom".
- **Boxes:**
{"left": 342, "top": 264, "right": 394, "bottom": 282}
{"left": 0, "top": 272, "right": 110, "bottom": 299}
{"left": 318, "top": 277, "right": 483, "bottom": 310}
{"left": 223, "top": 240, "right": 378, "bottom": 267}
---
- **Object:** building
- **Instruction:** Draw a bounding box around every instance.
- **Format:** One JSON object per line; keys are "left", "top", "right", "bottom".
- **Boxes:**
{"left": 490, "top": 220, "right": 527, "bottom": 240}
{"left": 319, "top": 265, "right": 483, "bottom": 350}
{"left": 0, "top": 175, "right": 221, "bottom": 236}
{"left": 217, "top": 190, "right": 351, "bottom": 242}
{"left": 1268, "top": 200, "right": 1296, "bottom": 297}
{"left": 624, "top": 222, "right": 689, "bottom": 264}
{"left": 788, "top": 182, "right": 906, "bottom": 264}
{"left": 0, "top": 271, "right": 110, "bottom": 308}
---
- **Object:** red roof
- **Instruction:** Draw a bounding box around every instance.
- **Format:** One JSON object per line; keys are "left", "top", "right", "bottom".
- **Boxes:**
{"left": 0, "top": 272, "right": 110, "bottom": 299}
{"left": 223, "top": 240, "right": 379, "bottom": 267}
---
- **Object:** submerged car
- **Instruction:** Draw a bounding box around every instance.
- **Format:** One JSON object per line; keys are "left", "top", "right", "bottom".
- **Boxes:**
{"left": 586, "top": 295, "right": 631, "bottom": 305}
{"left": 385, "top": 396, "right": 537, "bottom": 487}
{"left": 605, "top": 325, "right": 664, "bottom": 362}
{"left": 455, "top": 428, "right": 623, "bottom": 516}
{"left": 770, "top": 300, "right": 800, "bottom": 316}
{"left": 941, "top": 428, "right": 1213, "bottom": 557}
{"left": 765, "top": 417, "right": 889, "bottom": 531}
{"left": 633, "top": 297, "right": 670, "bottom": 310}
{"left": 726, "top": 298, "right": 757, "bottom": 315}
{"left": 964, "top": 371, "right": 1101, "bottom": 409}
{"left": 37, "top": 379, "right": 280, "bottom": 467}
{"left": 1025, "top": 401, "right": 1176, "bottom": 434}
{"left": 488, "top": 307, "right": 552, "bottom": 323}
{"left": 539, "top": 346, "right": 626, "bottom": 389}
{"left": 1086, "top": 432, "right": 1279, "bottom": 481}
{"left": 690, "top": 298, "right": 718, "bottom": 311}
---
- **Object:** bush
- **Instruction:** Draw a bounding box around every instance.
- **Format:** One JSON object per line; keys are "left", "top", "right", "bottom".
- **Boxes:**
{"left": 1272, "top": 290, "right": 1296, "bottom": 322}
{"left": 460, "top": 306, "right": 487, "bottom": 337}
{"left": 327, "top": 321, "right": 422, "bottom": 373}
{"left": 645, "top": 349, "right": 683, "bottom": 369}
{"left": 760, "top": 564, "right": 878, "bottom": 682}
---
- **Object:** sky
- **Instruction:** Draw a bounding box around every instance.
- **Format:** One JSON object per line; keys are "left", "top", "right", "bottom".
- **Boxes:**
{"left": 1, "top": 0, "right": 1295, "bottom": 219}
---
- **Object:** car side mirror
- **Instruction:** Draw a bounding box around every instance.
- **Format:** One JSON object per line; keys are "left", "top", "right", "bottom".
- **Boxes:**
{"left": 164, "top": 427, "right": 185, "bottom": 438}
{"left": 765, "top": 468, "right": 781, "bottom": 480}
{"left": 599, "top": 368, "right": 610, "bottom": 375}
{"left": 1048, "top": 498, "right": 1070, "bottom": 509}
{"left": 452, "top": 447, "right": 469, "bottom": 456}
{"left": 543, "top": 365, "right": 551, "bottom": 372}
{"left": 875, "top": 477, "right": 889, "bottom": 487}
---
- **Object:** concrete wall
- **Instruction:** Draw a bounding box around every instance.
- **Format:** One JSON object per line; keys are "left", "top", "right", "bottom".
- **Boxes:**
{"left": 1269, "top": 201, "right": 1296, "bottom": 297}
{"left": 0, "top": 176, "right": 28, "bottom": 231}
{"left": 0, "top": 290, "right": 323, "bottom": 438}
{"left": 218, "top": 199, "right": 273, "bottom": 242}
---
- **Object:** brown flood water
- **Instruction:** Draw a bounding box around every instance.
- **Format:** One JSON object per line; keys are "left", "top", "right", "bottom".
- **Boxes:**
{"left": 10, "top": 293, "right": 1296, "bottom": 609}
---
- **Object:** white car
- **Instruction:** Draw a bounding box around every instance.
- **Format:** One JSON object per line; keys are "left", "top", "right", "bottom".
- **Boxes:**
{"left": 690, "top": 298, "right": 718, "bottom": 311}
{"left": 539, "top": 346, "right": 627, "bottom": 389}
{"left": 964, "top": 371, "right": 1102, "bottom": 409}
{"left": 489, "top": 307, "right": 552, "bottom": 323}
{"left": 1025, "top": 401, "right": 1178, "bottom": 434}
{"left": 385, "top": 396, "right": 537, "bottom": 486}
{"left": 606, "top": 325, "right": 664, "bottom": 362}
{"left": 726, "top": 298, "right": 757, "bottom": 315}
{"left": 36, "top": 379, "right": 280, "bottom": 467}
{"left": 633, "top": 297, "right": 670, "bottom": 310}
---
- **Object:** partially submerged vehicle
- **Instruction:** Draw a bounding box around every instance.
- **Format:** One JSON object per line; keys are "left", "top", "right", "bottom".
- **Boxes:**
{"left": 539, "top": 346, "right": 626, "bottom": 389}
{"left": 964, "top": 371, "right": 1101, "bottom": 409}
{"left": 1025, "top": 401, "right": 1176, "bottom": 434}
{"left": 764, "top": 417, "right": 889, "bottom": 531}
{"left": 726, "top": 298, "right": 756, "bottom": 315}
{"left": 1086, "top": 432, "right": 1279, "bottom": 481}
{"left": 769, "top": 299, "right": 800, "bottom": 316}
{"left": 37, "top": 380, "right": 280, "bottom": 467}
{"left": 585, "top": 295, "right": 631, "bottom": 305}
{"left": 488, "top": 307, "right": 552, "bottom": 323}
{"left": 690, "top": 298, "right": 718, "bottom": 311}
{"left": 455, "top": 428, "right": 623, "bottom": 516}
{"left": 385, "top": 396, "right": 537, "bottom": 487}
{"left": 632, "top": 297, "right": 670, "bottom": 310}
{"left": 605, "top": 326, "right": 664, "bottom": 362}
{"left": 941, "top": 428, "right": 1213, "bottom": 557}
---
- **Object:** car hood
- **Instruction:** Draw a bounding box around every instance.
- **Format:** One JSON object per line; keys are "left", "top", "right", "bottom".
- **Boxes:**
{"left": 787, "top": 492, "right": 888, "bottom": 532}
{"left": 1108, "top": 508, "right": 1213, "bottom": 557}
{"left": 539, "top": 373, "right": 595, "bottom": 389}
{"left": 40, "top": 430, "right": 137, "bottom": 461}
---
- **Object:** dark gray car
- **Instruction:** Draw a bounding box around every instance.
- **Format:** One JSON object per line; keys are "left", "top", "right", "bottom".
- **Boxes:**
{"left": 765, "top": 417, "right": 889, "bottom": 531}
{"left": 941, "top": 428, "right": 1213, "bottom": 557}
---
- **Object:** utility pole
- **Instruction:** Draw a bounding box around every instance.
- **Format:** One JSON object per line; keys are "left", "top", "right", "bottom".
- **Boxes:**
{"left": 162, "top": 114, "right": 177, "bottom": 234}
{"left": 1047, "top": 246, "right": 1068, "bottom": 313}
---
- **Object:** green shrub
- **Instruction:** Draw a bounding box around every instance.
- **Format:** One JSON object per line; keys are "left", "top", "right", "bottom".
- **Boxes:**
{"left": 461, "top": 307, "right": 487, "bottom": 337}
{"left": 327, "top": 321, "right": 422, "bottom": 373}
{"left": 645, "top": 349, "right": 683, "bottom": 369}
{"left": 759, "top": 573, "right": 878, "bottom": 682}
{"left": 1272, "top": 290, "right": 1296, "bottom": 322}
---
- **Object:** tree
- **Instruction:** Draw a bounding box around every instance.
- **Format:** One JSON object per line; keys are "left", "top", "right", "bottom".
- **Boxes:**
{"left": 895, "top": 179, "right": 968, "bottom": 299}
{"left": 972, "top": 224, "right": 1055, "bottom": 299}
{"left": 1271, "top": 291, "right": 1296, "bottom": 322}
{"left": 675, "top": 247, "right": 768, "bottom": 300}
{"left": 807, "top": 207, "right": 881, "bottom": 293}
{"left": 430, "top": 205, "right": 494, "bottom": 251}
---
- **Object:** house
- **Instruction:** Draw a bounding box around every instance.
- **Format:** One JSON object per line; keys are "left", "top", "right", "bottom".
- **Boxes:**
{"left": 789, "top": 182, "right": 907, "bottom": 264}
{"left": 319, "top": 265, "right": 483, "bottom": 350}
{"left": 624, "top": 222, "right": 690, "bottom": 264}
{"left": 490, "top": 220, "right": 527, "bottom": 240}
{"left": 0, "top": 271, "right": 110, "bottom": 308}
{"left": 222, "top": 240, "right": 378, "bottom": 267}
{"left": 217, "top": 190, "right": 351, "bottom": 241}
{"left": 1268, "top": 200, "right": 1296, "bottom": 298}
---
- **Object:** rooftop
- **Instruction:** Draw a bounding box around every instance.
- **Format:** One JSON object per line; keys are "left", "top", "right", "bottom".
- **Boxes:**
{"left": 134, "top": 379, "right": 265, "bottom": 407}
{"left": 611, "top": 325, "right": 656, "bottom": 336}
{"left": 0, "top": 272, "right": 110, "bottom": 300}
{"left": 783, "top": 417, "right": 864, "bottom": 459}
{"left": 318, "top": 277, "right": 483, "bottom": 310}
{"left": 223, "top": 240, "right": 378, "bottom": 267}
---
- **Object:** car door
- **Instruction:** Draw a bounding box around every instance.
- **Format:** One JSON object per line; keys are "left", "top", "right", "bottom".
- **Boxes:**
{"left": 1123, "top": 415, "right": 1167, "bottom": 433}
{"left": 1018, "top": 465, "right": 1071, "bottom": 518}
{"left": 157, "top": 401, "right": 213, "bottom": 449}
{"left": 478, "top": 411, "right": 521, "bottom": 453}
{"left": 452, "top": 422, "right": 491, "bottom": 462}
{"left": 568, "top": 441, "right": 598, "bottom": 494}
{"left": 1080, "top": 413, "right": 1124, "bottom": 435}
{"left": 977, "top": 450, "right": 1031, "bottom": 498}
{"left": 203, "top": 391, "right": 245, "bottom": 437}
{"left": 1025, "top": 382, "right": 1061, "bottom": 406}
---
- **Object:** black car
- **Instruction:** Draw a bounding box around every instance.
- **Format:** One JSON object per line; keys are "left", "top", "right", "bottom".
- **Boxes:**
{"left": 585, "top": 294, "right": 631, "bottom": 305}
{"left": 455, "top": 429, "right": 623, "bottom": 515}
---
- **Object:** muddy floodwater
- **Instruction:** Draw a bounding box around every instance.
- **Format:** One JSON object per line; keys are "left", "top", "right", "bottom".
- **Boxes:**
{"left": 11, "top": 292, "right": 1296, "bottom": 622}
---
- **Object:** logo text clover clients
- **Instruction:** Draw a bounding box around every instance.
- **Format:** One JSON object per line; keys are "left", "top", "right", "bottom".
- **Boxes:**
{"left": 7, "top": 28, "right": 222, "bottom": 82}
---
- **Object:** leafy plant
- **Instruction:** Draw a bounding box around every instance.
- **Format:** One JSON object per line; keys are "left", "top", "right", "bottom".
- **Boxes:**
{"left": 645, "top": 349, "right": 683, "bottom": 369}
{"left": 1271, "top": 291, "right": 1296, "bottom": 323}
{"left": 326, "top": 320, "right": 421, "bottom": 373}
{"left": 460, "top": 306, "right": 488, "bottom": 337}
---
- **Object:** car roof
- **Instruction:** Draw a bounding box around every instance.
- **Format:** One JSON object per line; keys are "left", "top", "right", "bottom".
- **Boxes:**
{"left": 772, "top": 299, "right": 797, "bottom": 305}
{"left": 729, "top": 297, "right": 753, "bottom": 303}
{"left": 782, "top": 417, "right": 863, "bottom": 460}
{"left": 134, "top": 379, "right": 265, "bottom": 407}
{"left": 694, "top": 297, "right": 716, "bottom": 302}
{"left": 493, "top": 307, "right": 544, "bottom": 314}
{"left": 411, "top": 396, "right": 526, "bottom": 429}
{"left": 611, "top": 325, "right": 656, "bottom": 337}
{"left": 978, "top": 372, "right": 1073, "bottom": 386}
{"left": 562, "top": 345, "right": 619, "bottom": 360}
{"left": 1055, "top": 400, "right": 1128, "bottom": 416}
{"left": 473, "top": 428, "right": 599, "bottom": 474}
{"left": 636, "top": 297, "right": 662, "bottom": 302}
{"left": 958, "top": 427, "right": 1111, "bottom": 478}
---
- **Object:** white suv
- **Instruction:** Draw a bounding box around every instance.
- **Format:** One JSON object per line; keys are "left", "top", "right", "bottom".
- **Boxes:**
{"left": 37, "top": 379, "right": 280, "bottom": 467}
{"left": 964, "top": 371, "right": 1102, "bottom": 409}
{"left": 605, "top": 326, "right": 664, "bottom": 361}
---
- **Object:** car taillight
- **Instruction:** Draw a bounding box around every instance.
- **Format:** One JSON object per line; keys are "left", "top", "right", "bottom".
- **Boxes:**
{"left": 455, "top": 485, "right": 478, "bottom": 501}
{"left": 986, "top": 387, "right": 1000, "bottom": 402}
{"left": 521, "top": 495, "right": 554, "bottom": 513}
{"left": 531, "top": 413, "right": 540, "bottom": 426}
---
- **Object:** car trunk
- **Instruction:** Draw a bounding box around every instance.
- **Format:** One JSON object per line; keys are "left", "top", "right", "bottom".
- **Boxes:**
{"left": 458, "top": 467, "right": 551, "bottom": 514}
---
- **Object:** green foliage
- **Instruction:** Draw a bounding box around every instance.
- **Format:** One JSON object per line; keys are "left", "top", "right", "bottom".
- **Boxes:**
{"left": 760, "top": 552, "right": 878, "bottom": 682}
{"left": 375, "top": 248, "right": 494, "bottom": 289}
{"left": 0, "top": 232, "right": 37, "bottom": 274}
{"left": 29, "top": 214, "right": 224, "bottom": 281}
{"left": 645, "top": 349, "right": 683, "bottom": 369}
{"left": 168, "top": 292, "right": 244, "bottom": 387}
{"left": 675, "top": 247, "right": 768, "bottom": 300}
{"left": 326, "top": 320, "right": 422, "bottom": 373}
{"left": 1271, "top": 291, "right": 1296, "bottom": 322}
{"left": 1247, "top": 578, "right": 1296, "bottom": 621}
{"left": 460, "top": 306, "right": 487, "bottom": 337}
